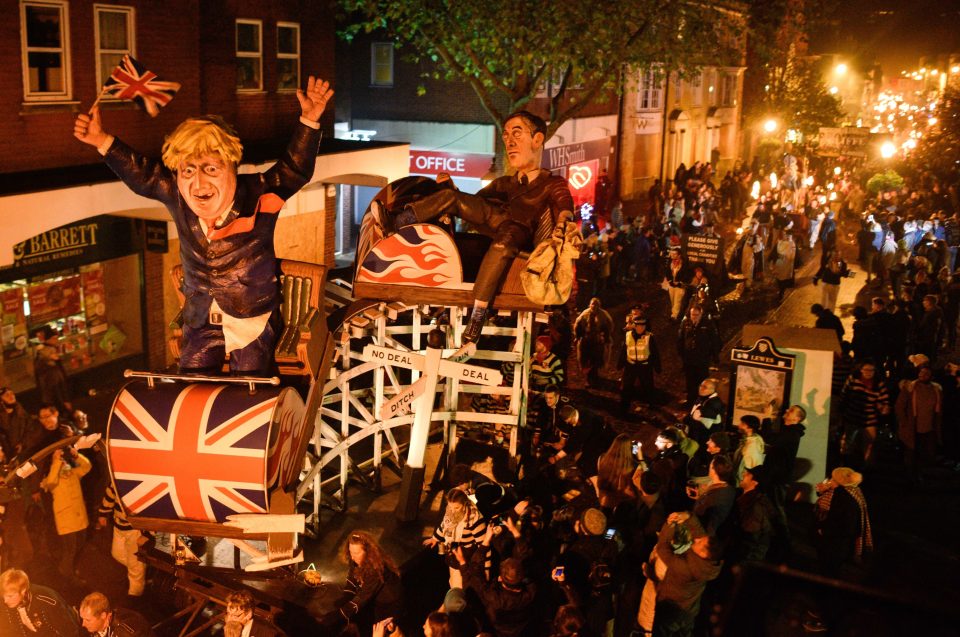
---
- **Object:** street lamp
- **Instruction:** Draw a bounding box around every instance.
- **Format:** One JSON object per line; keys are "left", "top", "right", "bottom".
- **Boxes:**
{"left": 763, "top": 119, "right": 778, "bottom": 133}
{"left": 952, "top": 65, "right": 960, "bottom": 74}
{"left": 835, "top": 63, "right": 848, "bottom": 76}
{"left": 829, "top": 86, "right": 839, "bottom": 95}
{"left": 880, "top": 142, "right": 896, "bottom": 159}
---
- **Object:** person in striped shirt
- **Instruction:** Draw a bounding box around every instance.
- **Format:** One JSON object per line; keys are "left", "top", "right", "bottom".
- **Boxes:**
{"left": 97, "top": 485, "right": 149, "bottom": 598}
{"left": 424, "top": 489, "right": 487, "bottom": 588}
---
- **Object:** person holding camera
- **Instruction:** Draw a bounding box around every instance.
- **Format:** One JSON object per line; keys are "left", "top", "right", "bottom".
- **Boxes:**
{"left": 425, "top": 489, "right": 487, "bottom": 588}
{"left": 40, "top": 446, "right": 91, "bottom": 578}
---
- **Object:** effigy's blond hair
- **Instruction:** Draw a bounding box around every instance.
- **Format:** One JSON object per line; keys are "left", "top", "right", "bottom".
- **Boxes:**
{"left": 161, "top": 115, "right": 243, "bottom": 170}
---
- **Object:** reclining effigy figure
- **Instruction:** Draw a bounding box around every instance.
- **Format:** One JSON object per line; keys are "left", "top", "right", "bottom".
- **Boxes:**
{"left": 373, "top": 110, "right": 575, "bottom": 342}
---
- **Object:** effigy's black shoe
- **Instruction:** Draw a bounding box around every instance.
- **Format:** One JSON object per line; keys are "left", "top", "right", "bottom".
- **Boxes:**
{"left": 462, "top": 307, "right": 488, "bottom": 343}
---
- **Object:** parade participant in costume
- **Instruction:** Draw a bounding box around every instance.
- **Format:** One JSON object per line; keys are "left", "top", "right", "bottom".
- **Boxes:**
{"left": 374, "top": 110, "right": 574, "bottom": 342}
{"left": 79, "top": 592, "right": 155, "bottom": 637}
{"left": 1, "top": 568, "right": 79, "bottom": 637}
{"left": 74, "top": 77, "right": 333, "bottom": 375}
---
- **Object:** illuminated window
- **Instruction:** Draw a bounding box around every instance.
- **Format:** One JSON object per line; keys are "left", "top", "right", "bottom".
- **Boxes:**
{"left": 20, "top": 0, "right": 72, "bottom": 101}
{"left": 720, "top": 73, "right": 737, "bottom": 107}
{"left": 94, "top": 5, "right": 135, "bottom": 95}
{"left": 236, "top": 19, "right": 262, "bottom": 91}
{"left": 371, "top": 42, "right": 393, "bottom": 87}
{"left": 636, "top": 68, "right": 663, "bottom": 111}
{"left": 277, "top": 22, "right": 299, "bottom": 91}
{"left": 691, "top": 71, "right": 703, "bottom": 107}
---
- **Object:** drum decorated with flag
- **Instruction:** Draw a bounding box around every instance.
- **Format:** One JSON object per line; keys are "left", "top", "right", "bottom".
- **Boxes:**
{"left": 105, "top": 380, "right": 306, "bottom": 524}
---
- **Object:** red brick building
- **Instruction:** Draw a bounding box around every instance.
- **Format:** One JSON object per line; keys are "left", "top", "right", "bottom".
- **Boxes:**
{"left": 0, "top": 0, "right": 407, "bottom": 394}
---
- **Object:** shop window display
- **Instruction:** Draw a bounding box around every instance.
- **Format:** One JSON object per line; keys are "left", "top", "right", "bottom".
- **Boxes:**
{"left": 0, "top": 256, "right": 143, "bottom": 394}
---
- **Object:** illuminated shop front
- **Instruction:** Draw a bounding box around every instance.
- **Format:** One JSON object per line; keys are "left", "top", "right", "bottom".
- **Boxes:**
{"left": 0, "top": 215, "right": 164, "bottom": 394}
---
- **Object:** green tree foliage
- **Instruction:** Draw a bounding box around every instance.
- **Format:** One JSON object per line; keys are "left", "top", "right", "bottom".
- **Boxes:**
{"left": 913, "top": 84, "right": 960, "bottom": 180}
{"left": 339, "top": 0, "right": 743, "bottom": 140}
{"left": 763, "top": 57, "right": 845, "bottom": 138}
{"left": 866, "top": 169, "right": 905, "bottom": 195}
{"left": 743, "top": 0, "right": 842, "bottom": 138}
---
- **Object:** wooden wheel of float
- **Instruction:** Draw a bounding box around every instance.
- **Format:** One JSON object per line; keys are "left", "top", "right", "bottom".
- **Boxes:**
{"left": 294, "top": 296, "right": 537, "bottom": 534}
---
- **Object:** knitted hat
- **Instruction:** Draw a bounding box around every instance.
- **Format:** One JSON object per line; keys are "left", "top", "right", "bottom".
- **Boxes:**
{"left": 443, "top": 588, "right": 468, "bottom": 613}
{"left": 579, "top": 508, "right": 607, "bottom": 536}
{"left": 831, "top": 467, "right": 863, "bottom": 487}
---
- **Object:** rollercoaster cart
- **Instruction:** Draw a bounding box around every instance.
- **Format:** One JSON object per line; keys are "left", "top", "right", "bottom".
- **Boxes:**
{"left": 295, "top": 177, "right": 548, "bottom": 526}
{"left": 104, "top": 259, "right": 335, "bottom": 573}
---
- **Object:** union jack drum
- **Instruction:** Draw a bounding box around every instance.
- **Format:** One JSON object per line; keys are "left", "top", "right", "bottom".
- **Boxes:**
{"left": 106, "top": 380, "right": 306, "bottom": 524}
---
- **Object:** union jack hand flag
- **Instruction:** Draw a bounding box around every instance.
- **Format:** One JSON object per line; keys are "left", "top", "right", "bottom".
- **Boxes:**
{"left": 107, "top": 382, "right": 277, "bottom": 523}
{"left": 101, "top": 54, "right": 181, "bottom": 117}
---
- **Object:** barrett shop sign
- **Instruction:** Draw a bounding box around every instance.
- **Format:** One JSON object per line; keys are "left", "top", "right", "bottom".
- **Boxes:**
{"left": 410, "top": 150, "right": 493, "bottom": 179}
{"left": 3, "top": 215, "right": 151, "bottom": 280}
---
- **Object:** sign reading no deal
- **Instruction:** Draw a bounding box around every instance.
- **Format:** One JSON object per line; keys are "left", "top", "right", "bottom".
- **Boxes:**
{"left": 362, "top": 344, "right": 502, "bottom": 386}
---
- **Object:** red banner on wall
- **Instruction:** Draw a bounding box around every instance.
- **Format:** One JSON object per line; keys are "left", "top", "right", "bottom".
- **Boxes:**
{"left": 567, "top": 159, "right": 599, "bottom": 211}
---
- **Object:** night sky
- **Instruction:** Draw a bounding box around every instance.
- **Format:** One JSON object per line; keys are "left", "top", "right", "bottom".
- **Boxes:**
{"left": 820, "top": 0, "right": 960, "bottom": 75}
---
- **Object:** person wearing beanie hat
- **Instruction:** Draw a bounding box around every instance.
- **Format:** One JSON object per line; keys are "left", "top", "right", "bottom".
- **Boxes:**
{"left": 559, "top": 507, "right": 618, "bottom": 637}
{"left": 441, "top": 588, "right": 468, "bottom": 613}
{"left": 579, "top": 507, "right": 608, "bottom": 536}
{"left": 530, "top": 333, "right": 564, "bottom": 391}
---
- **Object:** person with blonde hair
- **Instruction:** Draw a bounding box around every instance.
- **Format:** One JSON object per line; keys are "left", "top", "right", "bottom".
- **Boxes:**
{"left": 74, "top": 76, "right": 333, "bottom": 375}
{"left": 1, "top": 568, "right": 78, "bottom": 636}
{"left": 79, "top": 591, "right": 154, "bottom": 637}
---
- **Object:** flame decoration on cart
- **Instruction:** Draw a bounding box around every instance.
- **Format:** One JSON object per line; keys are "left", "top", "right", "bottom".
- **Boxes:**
{"left": 356, "top": 225, "right": 468, "bottom": 288}
{"left": 107, "top": 383, "right": 274, "bottom": 523}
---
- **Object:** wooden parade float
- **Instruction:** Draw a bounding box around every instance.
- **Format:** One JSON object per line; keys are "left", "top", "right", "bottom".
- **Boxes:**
{"left": 97, "top": 175, "right": 568, "bottom": 633}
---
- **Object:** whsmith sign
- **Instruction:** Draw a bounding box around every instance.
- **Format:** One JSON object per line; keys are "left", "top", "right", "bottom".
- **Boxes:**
{"left": 1, "top": 215, "right": 163, "bottom": 280}
{"left": 542, "top": 137, "right": 614, "bottom": 171}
